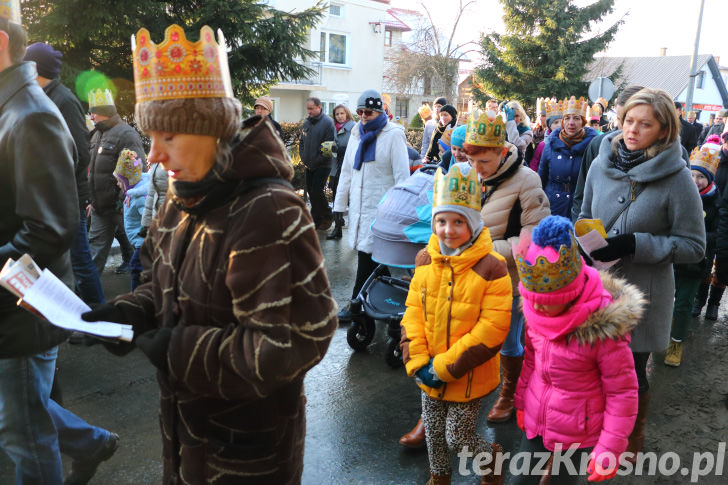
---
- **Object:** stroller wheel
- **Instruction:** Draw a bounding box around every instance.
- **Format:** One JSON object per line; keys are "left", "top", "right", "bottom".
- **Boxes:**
{"left": 346, "top": 317, "right": 376, "bottom": 351}
{"left": 385, "top": 338, "right": 403, "bottom": 368}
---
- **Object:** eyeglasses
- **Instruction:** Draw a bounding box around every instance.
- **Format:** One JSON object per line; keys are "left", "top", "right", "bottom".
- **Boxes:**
{"left": 357, "top": 109, "right": 375, "bottom": 116}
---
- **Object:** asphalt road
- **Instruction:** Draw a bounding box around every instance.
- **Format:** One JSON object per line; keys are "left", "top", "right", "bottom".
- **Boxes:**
{"left": 0, "top": 232, "right": 727, "bottom": 484}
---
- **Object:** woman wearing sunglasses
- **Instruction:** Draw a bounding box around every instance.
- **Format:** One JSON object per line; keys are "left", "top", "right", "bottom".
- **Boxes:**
{"left": 334, "top": 89, "right": 410, "bottom": 321}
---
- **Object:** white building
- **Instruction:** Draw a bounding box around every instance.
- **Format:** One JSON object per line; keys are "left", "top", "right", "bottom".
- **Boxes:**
{"left": 266, "top": 0, "right": 391, "bottom": 122}
{"left": 589, "top": 52, "right": 728, "bottom": 124}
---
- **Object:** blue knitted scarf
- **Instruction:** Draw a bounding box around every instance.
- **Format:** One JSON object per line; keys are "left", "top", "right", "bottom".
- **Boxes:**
{"left": 354, "top": 113, "right": 388, "bottom": 170}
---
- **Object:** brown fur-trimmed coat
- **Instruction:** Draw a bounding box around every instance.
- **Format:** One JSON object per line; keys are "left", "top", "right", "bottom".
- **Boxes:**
{"left": 113, "top": 116, "right": 337, "bottom": 484}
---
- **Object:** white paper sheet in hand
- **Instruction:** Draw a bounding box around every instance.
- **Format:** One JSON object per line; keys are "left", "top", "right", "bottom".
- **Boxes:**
{"left": 576, "top": 229, "right": 619, "bottom": 270}
{"left": 22, "top": 269, "right": 134, "bottom": 341}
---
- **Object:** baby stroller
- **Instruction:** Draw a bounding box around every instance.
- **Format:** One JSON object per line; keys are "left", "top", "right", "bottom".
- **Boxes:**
{"left": 346, "top": 165, "right": 440, "bottom": 368}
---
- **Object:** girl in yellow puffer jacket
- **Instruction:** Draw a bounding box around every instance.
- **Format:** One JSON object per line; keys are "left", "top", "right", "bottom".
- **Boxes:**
{"left": 401, "top": 163, "right": 513, "bottom": 484}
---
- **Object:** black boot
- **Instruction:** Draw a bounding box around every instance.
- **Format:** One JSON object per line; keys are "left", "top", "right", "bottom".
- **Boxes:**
{"left": 327, "top": 213, "right": 343, "bottom": 240}
{"left": 705, "top": 285, "right": 724, "bottom": 321}
{"left": 692, "top": 282, "right": 709, "bottom": 316}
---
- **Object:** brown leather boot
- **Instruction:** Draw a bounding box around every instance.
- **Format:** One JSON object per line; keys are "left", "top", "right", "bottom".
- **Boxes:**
{"left": 480, "top": 442, "right": 504, "bottom": 485}
{"left": 625, "top": 391, "right": 651, "bottom": 463}
{"left": 399, "top": 417, "right": 426, "bottom": 449}
{"left": 426, "top": 472, "right": 451, "bottom": 485}
{"left": 487, "top": 355, "right": 524, "bottom": 422}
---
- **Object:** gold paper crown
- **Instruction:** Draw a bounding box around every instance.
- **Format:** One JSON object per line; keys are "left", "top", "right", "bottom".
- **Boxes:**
{"left": 536, "top": 97, "right": 546, "bottom": 115}
{"left": 88, "top": 89, "right": 115, "bottom": 108}
{"left": 545, "top": 98, "right": 563, "bottom": 118}
{"left": 465, "top": 110, "right": 506, "bottom": 147}
{"left": 441, "top": 126, "right": 454, "bottom": 146}
{"left": 132, "top": 24, "right": 233, "bottom": 103}
{"left": 689, "top": 146, "right": 720, "bottom": 175}
{"left": 433, "top": 164, "right": 480, "bottom": 212}
{"left": 0, "top": 0, "right": 20, "bottom": 24}
{"left": 515, "top": 235, "right": 582, "bottom": 293}
{"left": 418, "top": 104, "right": 432, "bottom": 120}
{"left": 563, "top": 96, "right": 588, "bottom": 118}
{"left": 595, "top": 97, "right": 608, "bottom": 110}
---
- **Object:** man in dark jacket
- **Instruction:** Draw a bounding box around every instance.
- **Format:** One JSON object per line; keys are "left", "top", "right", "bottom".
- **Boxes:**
{"left": 300, "top": 96, "right": 335, "bottom": 230}
{"left": 87, "top": 89, "right": 145, "bottom": 275}
{"left": 24, "top": 42, "right": 105, "bottom": 305}
{"left": 0, "top": 12, "right": 103, "bottom": 482}
{"left": 697, "top": 109, "right": 726, "bottom": 146}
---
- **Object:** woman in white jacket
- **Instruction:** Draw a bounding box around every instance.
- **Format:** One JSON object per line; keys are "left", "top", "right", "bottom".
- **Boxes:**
{"left": 333, "top": 89, "right": 410, "bottom": 320}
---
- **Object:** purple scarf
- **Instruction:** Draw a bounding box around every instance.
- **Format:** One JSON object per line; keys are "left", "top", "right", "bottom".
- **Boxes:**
{"left": 354, "top": 113, "right": 388, "bottom": 170}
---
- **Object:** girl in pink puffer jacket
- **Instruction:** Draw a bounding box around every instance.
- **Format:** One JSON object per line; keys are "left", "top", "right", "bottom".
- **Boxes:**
{"left": 512, "top": 216, "right": 645, "bottom": 483}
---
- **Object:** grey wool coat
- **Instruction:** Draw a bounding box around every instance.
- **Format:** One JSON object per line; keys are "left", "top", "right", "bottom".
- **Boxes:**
{"left": 580, "top": 133, "right": 705, "bottom": 353}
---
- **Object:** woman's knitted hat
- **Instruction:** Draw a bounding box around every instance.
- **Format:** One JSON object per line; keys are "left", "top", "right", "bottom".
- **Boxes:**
{"left": 439, "top": 104, "right": 458, "bottom": 126}
{"left": 357, "top": 89, "right": 384, "bottom": 112}
{"left": 433, "top": 96, "right": 448, "bottom": 107}
{"left": 136, "top": 97, "right": 241, "bottom": 140}
{"left": 515, "top": 216, "right": 586, "bottom": 305}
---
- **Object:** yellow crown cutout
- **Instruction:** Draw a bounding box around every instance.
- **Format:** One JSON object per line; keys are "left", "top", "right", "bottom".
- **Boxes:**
{"left": 433, "top": 164, "right": 480, "bottom": 212}
{"left": 418, "top": 104, "right": 432, "bottom": 120}
{"left": 0, "top": 0, "right": 20, "bottom": 23}
{"left": 132, "top": 24, "right": 234, "bottom": 103}
{"left": 536, "top": 97, "right": 547, "bottom": 115}
{"left": 441, "top": 126, "right": 454, "bottom": 146}
{"left": 595, "top": 97, "right": 608, "bottom": 111}
{"left": 88, "top": 89, "right": 115, "bottom": 108}
{"left": 465, "top": 110, "right": 505, "bottom": 147}
{"left": 545, "top": 98, "right": 563, "bottom": 118}
{"left": 515, "top": 235, "right": 582, "bottom": 293}
{"left": 689, "top": 147, "right": 720, "bottom": 175}
{"left": 563, "top": 96, "right": 588, "bottom": 118}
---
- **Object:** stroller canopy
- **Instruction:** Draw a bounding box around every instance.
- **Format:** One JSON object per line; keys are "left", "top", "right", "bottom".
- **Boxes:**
{"left": 371, "top": 165, "right": 441, "bottom": 268}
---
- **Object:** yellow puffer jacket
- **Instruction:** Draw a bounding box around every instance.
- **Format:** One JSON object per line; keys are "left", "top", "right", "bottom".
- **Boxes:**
{"left": 401, "top": 228, "right": 513, "bottom": 402}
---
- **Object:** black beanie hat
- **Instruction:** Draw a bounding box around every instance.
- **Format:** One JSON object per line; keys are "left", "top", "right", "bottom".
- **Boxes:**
{"left": 24, "top": 42, "right": 63, "bottom": 79}
{"left": 439, "top": 104, "right": 458, "bottom": 127}
{"left": 433, "top": 96, "right": 448, "bottom": 107}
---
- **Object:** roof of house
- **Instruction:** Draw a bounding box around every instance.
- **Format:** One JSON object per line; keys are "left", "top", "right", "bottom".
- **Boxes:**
{"left": 385, "top": 8, "right": 412, "bottom": 31}
{"left": 588, "top": 54, "right": 728, "bottom": 107}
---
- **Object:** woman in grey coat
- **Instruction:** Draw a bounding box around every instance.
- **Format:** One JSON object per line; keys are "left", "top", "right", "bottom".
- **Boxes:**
{"left": 580, "top": 88, "right": 705, "bottom": 462}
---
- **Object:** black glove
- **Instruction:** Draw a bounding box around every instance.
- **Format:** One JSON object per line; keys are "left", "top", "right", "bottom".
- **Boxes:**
{"left": 81, "top": 303, "right": 126, "bottom": 324}
{"left": 590, "top": 234, "right": 636, "bottom": 262}
{"left": 138, "top": 226, "right": 148, "bottom": 238}
{"left": 136, "top": 328, "right": 172, "bottom": 371}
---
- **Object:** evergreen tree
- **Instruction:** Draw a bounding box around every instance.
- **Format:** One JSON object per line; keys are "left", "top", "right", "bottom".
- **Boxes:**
{"left": 473, "top": 0, "right": 621, "bottom": 109}
{"left": 22, "top": 1, "right": 324, "bottom": 115}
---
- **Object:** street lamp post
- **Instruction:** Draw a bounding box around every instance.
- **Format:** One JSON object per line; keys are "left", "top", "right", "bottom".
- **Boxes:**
{"left": 685, "top": 0, "right": 706, "bottom": 112}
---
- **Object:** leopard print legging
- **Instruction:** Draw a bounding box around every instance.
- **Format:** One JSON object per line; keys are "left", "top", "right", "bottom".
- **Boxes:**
{"left": 421, "top": 391, "right": 494, "bottom": 476}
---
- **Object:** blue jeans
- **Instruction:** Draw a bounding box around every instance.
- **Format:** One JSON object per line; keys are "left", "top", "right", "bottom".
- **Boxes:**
{"left": 70, "top": 209, "right": 105, "bottom": 305}
{"left": 0, "top": 347, "right": 62, "bottom": 484}
{"left": 48, "top": 399, "right": 110, "bottom": 462}
{"left": 501, "top": 295, "right": 524, "bottom": 357}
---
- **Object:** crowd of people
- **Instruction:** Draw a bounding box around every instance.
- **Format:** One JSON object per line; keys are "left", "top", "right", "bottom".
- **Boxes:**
{"left": 1, "top": 4, "right": 726, "bottom": 483}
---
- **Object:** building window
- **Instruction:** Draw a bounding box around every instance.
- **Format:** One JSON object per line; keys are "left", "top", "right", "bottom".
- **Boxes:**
{"left": 384, "top": 30, "right": 392, "bottom": 47}
{"left": 319, "top": 31, "right": 348, "bottom": 65}
{"left": 329, "top": 4, "right": 342, "bottom": 17}
{"left": 322, "top": 101, "right": 338, "bottom": 117}
{"left": 696, "top": 71, "right": 705, "bottom": 89}
{"left": 395, "top": 98, "right": 409, "bottom": 118}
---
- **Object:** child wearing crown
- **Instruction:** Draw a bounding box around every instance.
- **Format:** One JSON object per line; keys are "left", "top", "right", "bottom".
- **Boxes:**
{"left": 512, "top": 216, "right": 644, "bottom": 483}
{"left": 665, "top": 146, "right": 722, "bottom": 366}
{"left": 401, "top": 164, "right": 512, "bottom": 484}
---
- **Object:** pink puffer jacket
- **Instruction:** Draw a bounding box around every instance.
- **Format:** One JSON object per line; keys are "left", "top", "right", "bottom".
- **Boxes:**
{"left": 514, "top": 270, "right": 645, "bottom": 463}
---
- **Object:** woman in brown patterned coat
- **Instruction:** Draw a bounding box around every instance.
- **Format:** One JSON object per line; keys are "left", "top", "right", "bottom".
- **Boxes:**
{"left": 82, "top": 25, "right": 338, "bottom": 484}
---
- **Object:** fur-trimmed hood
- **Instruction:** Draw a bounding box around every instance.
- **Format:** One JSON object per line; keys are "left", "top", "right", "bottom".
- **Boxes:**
{"left": 568, "top": 271, "right": 646, "bottom": 345}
